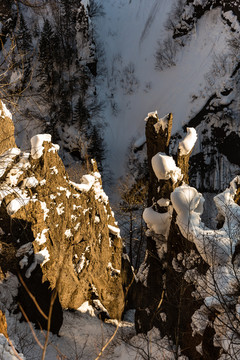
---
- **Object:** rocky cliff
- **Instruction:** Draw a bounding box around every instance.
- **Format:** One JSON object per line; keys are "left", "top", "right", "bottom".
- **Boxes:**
{"left": 0, "top": 101, "right": 124, "bottom": 334}
{"left": 134, "top": 111, "right": 240, "bottom": 359}
{"left": 166, "top": 0, "right": 240, "bottom": 192}
{"left": 0, "top": 0, "right": 104, "bottom": 171}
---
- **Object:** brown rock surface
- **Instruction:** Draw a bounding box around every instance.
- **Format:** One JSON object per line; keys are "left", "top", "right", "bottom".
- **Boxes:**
{"left": 0, "top": 310, "right": 8, "bottom": 338}
{"left": 0, "top": 101, "right": 16, "bottom": 154}
{"left": 134, "top": 112, "right": 214, "bottom": 359}
{"left": 0, "top": 110, "right": 125, "bottom": 332}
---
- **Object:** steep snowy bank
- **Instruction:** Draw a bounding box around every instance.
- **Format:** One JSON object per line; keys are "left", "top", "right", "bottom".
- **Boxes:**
{"left": 94, "top": 0, "right": 233, "bottom": 183}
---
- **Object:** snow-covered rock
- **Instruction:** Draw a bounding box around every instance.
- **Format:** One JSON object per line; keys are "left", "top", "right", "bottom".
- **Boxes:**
{"left": 0, "top": 106, "right": 125, "bottom": 335}
{"left": 143, "top": 206, "right": 172, "bottom": 238}
{"left": 178, "top": 128, "right": 197, "bottom": 156}
{"left": 30, "top": 134, "right": 52, "bottom": 159}
{"left": 171, "top": 180, "right": 240, "bottom": 266}
{"left": 152, "top": 152, "right": 182, "bottom": 184}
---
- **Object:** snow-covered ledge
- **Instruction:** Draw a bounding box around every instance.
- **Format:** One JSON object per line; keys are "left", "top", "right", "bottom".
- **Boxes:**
{"left": 171, "top": 177, "right": 240, "bottom": 266}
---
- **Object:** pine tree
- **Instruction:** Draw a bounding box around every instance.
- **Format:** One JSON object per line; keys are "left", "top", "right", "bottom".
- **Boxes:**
{"left": 58, "top": 0, "right": 77, "bottom": 62}
{"left": 38, "top": 19, "right": 55, "bottom": 83}
{"left": 58, "top": 97, "right": 71, "bottom": 124}
{"left": 14, "top": 14, "right": 33, "bottom": 91}
{"left": 88, "top": 125, "right": 105, "bottom": 172}
{"left": 16, "top": 14, "right": 32, "bottom": 53}
{"left": 73, "top": 96, "right": 89, "bottom": 129}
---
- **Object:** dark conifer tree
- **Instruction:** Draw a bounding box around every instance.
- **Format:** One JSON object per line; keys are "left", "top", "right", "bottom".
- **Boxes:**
{"left": 15, "top": 14, "right": 33, "bottom": 90}
{"left": 38, "top": 19, "right": 55, "bottom": 84}
{"left": 73, "top": 96, "right": 89, "bottom": 129}
{"left": 58, "top": 97, "right": 71, "bottom": 124}
{"left": 88, "top": 125, "right": 105, "bottom": 172}
{"left": 16, "top": 14, "right": 32, "bottom": 52}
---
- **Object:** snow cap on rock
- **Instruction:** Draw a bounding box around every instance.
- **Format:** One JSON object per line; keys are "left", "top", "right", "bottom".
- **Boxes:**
{"left": 179, "top": 127, "right": 197, "bottom": 156}
{"left": 152, "top": 152, "right": 182, "bottom": 184}
{"left": 30, "top": 134, "right": 52, "bottom": 159}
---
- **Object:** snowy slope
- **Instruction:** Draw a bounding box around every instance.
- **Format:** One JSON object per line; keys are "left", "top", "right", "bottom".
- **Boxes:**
{"left": 94, "top": 0, "right": 237, "bottom": 186}
{"left": 6, "top": 304, "right": 186, "bottom": 360}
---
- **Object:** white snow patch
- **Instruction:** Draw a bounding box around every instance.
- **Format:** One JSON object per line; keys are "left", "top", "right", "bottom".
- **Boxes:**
{"left": 94, "top": 216, "right": 100, "bottom": 223}
{"left": 50, "top": 166, "right": 58, "bottom": 175}
{"left": 19, "top": 255, "right": 28, "bottom": 269}
{"left": 0, "top": 148, "right": 21, "bottom": 178}
{"left": 144, "top": 111, "right": 158, "bottom": 122}
{"left": 76, "top": 253, "right": 86, "bottom": 274}
{"left": 36, "top": 247, "right": 50, "bottom": 266}
{"left": 70, "top": 174, "right": 95, "bottom": 192}
{"left": 178, "top": 128, "right": 197, "bottom": 156}
{"left": 171, "top": 179, "right": 240, "bottom": 266}
{"left": 7, "top": 191, "right": 30, "bottom": 215}
{"left": 0, "top": 334, "right": 25, "bottom": 360}
{"left": 65, "top": 229, "right": 73, "bottom": 238}
{"left": 30, "top": 134, "right": 52, "bottom": 159}
{"left": 157, "top": 198, "right": 170, "bottom": 207}
{"left": 107, "top": 262, "right": 121, "bottom": 276}
{"left": 35, "top": 228, "right": 49, "bottom": 245}
{"left": 92, "top": 299, "right": 110, "bottom": 317}
{"left": 48, "top": 143, "right": 60, "bottom": 154}
{"left": 77, "top": 301, "right": 95, "bottom": 317}
{"left": 74, "top": 223, "right": 80, "bottom": 231}
{"left": 40, "top": 179, "right": 46, "bottom": 186}
{"left": 154, "top": 114, "right": 170, "bottom": 132}
{"left": 57, "top": 186, "right": 71, "bottom": 198}
{"left": 25, "top": 248, "right": 50, "bottom": 278}
{"left": 40, "top": 201, "right": 49, "bottom": 221}
{"left": 134, "top": 135, "right": 146, "bottom": 149}
{"left": 152, "top": 153, "right": 182, "bottom": 184}
{"left": 21, "top": 176, "right": 39, "bottom": 188}
{"left": 56, "top": 203, "right": 64, "bottom": 215}
{"left": 93, "top": 175, "right": 109, "bottom": 204}
{"left": 143, "top": 206, "right": 172, "bottom": 238}
{"left": 108, "top": 224, "right": 120, "bottom": 238}
{"left": 1, "top": 101, "right": 12, "bottom": 119}
{"left": 16, "top": 242, "right": 32, "bottom": 257}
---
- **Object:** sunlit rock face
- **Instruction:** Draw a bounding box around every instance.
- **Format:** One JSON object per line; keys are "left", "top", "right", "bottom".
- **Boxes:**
{"left": 0, "top": 102, "right": 124, "bottom": 333}
{"left": 0, "top": 101, "right": 16, "bottom": 153}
